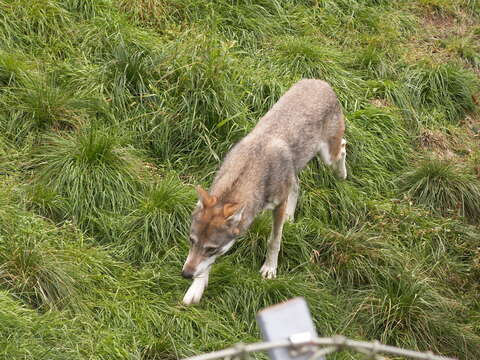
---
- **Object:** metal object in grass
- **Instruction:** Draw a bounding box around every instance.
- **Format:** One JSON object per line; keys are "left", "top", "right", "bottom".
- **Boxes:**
{"left": 183, "top": 334, "right": 456, "bottom": 360}
{"left": 182, "top": 297, "right": 457, "bottom": 360}
{"left": 256, "top": 297, "right": 320, "bottom": 360}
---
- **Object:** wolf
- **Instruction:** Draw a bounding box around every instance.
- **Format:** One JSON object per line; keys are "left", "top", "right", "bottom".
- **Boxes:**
{"left": 181, "top": 79, "right": 347, "bottom": 305}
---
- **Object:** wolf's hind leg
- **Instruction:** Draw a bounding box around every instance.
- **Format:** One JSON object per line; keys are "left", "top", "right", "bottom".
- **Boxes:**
{"left": 260, "top": 200, "right": 287, "bottom": 279}
{"left": 285, "top": 178, "right": 299, "bottom": 222}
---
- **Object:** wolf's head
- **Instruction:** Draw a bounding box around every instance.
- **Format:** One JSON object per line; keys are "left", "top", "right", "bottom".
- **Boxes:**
{"left": 181, "top": 186, "right": 244, "bottom": 279}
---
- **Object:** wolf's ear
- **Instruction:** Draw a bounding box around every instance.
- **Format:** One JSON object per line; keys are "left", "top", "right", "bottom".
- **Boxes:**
{"left": 196, "top": 185, "right": 217, "bottom": 208}
{"left": 224, "top": 203, "right": 244, "bottom": 225}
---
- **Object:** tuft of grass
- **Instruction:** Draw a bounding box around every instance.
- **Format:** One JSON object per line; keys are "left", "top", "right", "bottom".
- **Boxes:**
{"left": 31, "top": 126, "right": 147, "bottom": 231}
{"left": 418, "top": 0, "right": 456, "bottom": 16}
{"left": 22, "top": 183, "right": 68, "bottom": 223}
{"left": 0, "top": 235, "right": 81, "bottom": 311}
{"left": 401, "top": 61, "right": 478, "bottom": 124}
{"left": 117, "top": 0, "right": 186, "bottom": 30}
{"left": 105, "top": 39, "right": 159, "bottom": 111}
{"left": 310, "top": 0, "right": 416, "bottom": 46}
{"left": 0, "top": 49, "right": 30, "bottom": 86}
{"left": 346, "top": 106, "right": 410, "bottom": 192}
{"left": 213, "top": 0, "right": 295, "bottom": 51}
{"left": 1, "top": 74, "right": 88, "bottom": 142}
{"left": 0, "top": 202, "right": 98, "bottom": 313}
{"left": 116, "top": 175, "right": 196, "bottom": 264}
{"left": 314, "top": 0, "right": 384, "bottom": 35}
{"left": 309, "top": 226, "right": 389, "bottom": 288}
{"left": 352, "top": 268, "right": 480, "bottom": 358}
{"left": 135, "top": 29, "right": 248, "bottom": 168}
{"left": 60, "top": 0, "right": 107, "bottom": 19}
{"left": 17, "top": 77, "right": 78, "bottom": 128}
{"left": 353, "top": 45, "right": 394, "bottom": 78}
{"left": 0, "top": 135, "right": 21, "bottom": 175}
{"left": 299, "top": 178, "right": 370, "bottom": 230}
{"left": 158, "top": 29, "right": 247, "bottom": 129}
{"left": 399, "top": 158, "right": 480, "bottom": 222}
{"left": 0, "top": 0, "right": 74, "bottom": 52}
{"left": 271, "top": 36, "right": 366, "bottom": 111}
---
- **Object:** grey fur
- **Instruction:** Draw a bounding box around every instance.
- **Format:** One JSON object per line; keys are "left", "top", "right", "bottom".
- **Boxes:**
{"left": 182, "top": 79, "right": 347, "bottom": 304}
{"left": 211, "top": 79, "right": 346, "bottom": 231}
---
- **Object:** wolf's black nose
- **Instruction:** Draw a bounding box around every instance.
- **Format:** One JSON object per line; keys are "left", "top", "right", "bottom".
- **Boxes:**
{"left": 181, "top": 270, "right": 193, "bottom": 279}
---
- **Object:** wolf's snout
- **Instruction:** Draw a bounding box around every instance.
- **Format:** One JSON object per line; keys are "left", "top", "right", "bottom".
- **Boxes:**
{"left": 181, "top": 270, "right": 194, "bottom": 279}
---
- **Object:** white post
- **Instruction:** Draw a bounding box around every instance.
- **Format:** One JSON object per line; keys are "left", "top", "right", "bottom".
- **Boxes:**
{"left": 256, "top": 297, "right": 323, "bottom": 360}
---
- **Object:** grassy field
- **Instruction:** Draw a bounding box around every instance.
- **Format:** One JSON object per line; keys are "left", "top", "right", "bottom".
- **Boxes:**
{"left": 1, "top": 0, "right": 480, "bottom": 359}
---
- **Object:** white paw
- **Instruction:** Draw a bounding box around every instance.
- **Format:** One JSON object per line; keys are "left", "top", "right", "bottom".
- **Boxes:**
{"left": 260, "top": 263, "right": 277, "bottom": 279}
{"left": 182, "top": 277, "right": 207, "bottom": 305}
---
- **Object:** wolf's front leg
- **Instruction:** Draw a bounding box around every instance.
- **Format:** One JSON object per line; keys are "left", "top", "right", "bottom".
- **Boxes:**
{"left": 261, "top": 200, "right": 287, "bottom": 279}
{"left": 182, "top": 269, "right": 210, "bottom": 305}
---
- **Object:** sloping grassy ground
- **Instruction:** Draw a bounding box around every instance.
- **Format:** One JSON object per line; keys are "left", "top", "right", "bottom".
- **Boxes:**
{"left": 1, "top": 0, "right": 480, "bottom": 359}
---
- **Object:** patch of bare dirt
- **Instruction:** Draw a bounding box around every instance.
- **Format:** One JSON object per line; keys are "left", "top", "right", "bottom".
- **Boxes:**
{"left": 403, "top": 5, "right": 476, "bottom": 65}
{"left": 421, "top": 10, "right": 456, "bottom": 31}
{"left": 419, "top": 114, "right": 480, "bottom": 165}
{"left": 461, "top": 114, "right": 480, "bottom": 138}
{"left": 419, "top": 129, "right": 456, "bottom": 160}
{"left": 420, "top": 129, "right": 449, "bottom": 149}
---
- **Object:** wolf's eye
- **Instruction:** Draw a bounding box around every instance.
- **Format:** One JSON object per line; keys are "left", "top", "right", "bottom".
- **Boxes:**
{"left": 189, "top": 236, "right": 196, "bottom": 244}
{"left": 204, "top": 246, "right": 217, "bottom": 255}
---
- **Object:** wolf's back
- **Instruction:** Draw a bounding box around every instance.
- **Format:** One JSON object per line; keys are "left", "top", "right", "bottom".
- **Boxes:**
{"left": 249, "top": 79, "right": 344, "bottom": 169}
{"left": 210, "top": 79, "right": 344, "bottom": 199}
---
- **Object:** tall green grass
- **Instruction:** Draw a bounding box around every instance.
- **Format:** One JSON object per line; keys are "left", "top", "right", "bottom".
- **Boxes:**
{"left": 0, "top": 0, "right": 479, "bottom": 359}
{"left": 271, "top": 36, "right": 366, "bottom": 111}
{"left": 401, "top": 61, "right": 478, "bottom": 125}
{"left": 2, "top": 75, "right": 82, "bottom": 140}
{"left": 0, "top": 290, "right": 83, "bottom": 359}
{"left": 0, "top": 49, "right": 30, "bottom": 86}
{"left": 399, "top": 158, "right": 480, "bottom": 222}
{"left": 31, "top": 126, "right": 146, "bottom": 231}
{"left": 157, "top": 30, "right": 247, "bottom": 129}
{"left": 133, "top": 29, "right": 249, "bottom": 168}
{"left": 346, "top": 106, "right": 410, "bottom": 191}
{"left": 116, "top": 175, "right": 196, "bottom": 264}
{"left": 0, "top": 197, "right": 111, "bottom": 313}
{"left": 352, "top": 269, "right": 480, "bottom": 358}
{"left": 60, "top": 0, "right": 107, "bottom": 19}
{"left": 441, "top": 36, "right": 480, "bottom": 69}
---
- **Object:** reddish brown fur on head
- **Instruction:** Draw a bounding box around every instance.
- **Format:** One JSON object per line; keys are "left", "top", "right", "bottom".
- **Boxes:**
{"left": 182, "top": 186, "right": 244, "bottom": 279}
{"left": 194, "top": 186, "right": 242, "bottom": 240}
{"left": 222, "top": 202, "right": 242, "bottom": 218}
{"left": 196, "top": 185, "right": 217, "bottom": 208}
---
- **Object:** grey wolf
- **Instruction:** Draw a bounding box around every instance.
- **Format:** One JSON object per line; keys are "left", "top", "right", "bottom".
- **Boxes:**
{"left": 181, "top": 79, "right": 347, "bottom": 305}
